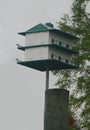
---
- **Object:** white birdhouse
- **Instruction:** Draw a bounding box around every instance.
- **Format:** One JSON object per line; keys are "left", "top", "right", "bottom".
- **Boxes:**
{"left": 17, "top": 23, "right": 78, "bottom": 71}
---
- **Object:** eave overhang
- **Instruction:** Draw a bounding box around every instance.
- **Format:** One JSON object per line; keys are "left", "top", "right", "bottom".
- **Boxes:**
{"left": 17, "top": 44, "right": 78, "bottom": 54}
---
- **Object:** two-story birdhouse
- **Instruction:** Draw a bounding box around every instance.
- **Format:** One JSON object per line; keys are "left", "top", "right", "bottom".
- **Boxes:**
{"left": 17, "top": 23, "right": 78, "bottom": 71}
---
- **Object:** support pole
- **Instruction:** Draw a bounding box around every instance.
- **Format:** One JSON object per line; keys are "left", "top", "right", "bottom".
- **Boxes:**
{"left": 45, "top": 70, "right": 49, "bottom": 90}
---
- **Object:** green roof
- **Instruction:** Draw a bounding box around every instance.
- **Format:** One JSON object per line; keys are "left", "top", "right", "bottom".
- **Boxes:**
{"left": 27, "top": 23, "right": 53, "bottom": 32}
{"left": 17, "top": 59, "right": 77, "bottom": 71}
{"left": 18, "top": 23, "right": 78, "bottom": 39}
{"left": 18, "top": 23, "right": 52, "bottom": 35}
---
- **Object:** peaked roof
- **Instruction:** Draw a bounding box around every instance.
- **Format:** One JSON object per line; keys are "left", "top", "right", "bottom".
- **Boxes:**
{"left": 18, "top": 23, "right": 53, "bottom": 35}
{"left": 27, "top": 23, "right": 53, "bottom": 32}
{"left": 18, "top": 23, "right": 78, "bottom": 39}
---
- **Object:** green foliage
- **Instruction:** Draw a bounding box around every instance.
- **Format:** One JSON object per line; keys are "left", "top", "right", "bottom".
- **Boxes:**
{"left": 53, "top": 0, "right": 90, "bottom": 130}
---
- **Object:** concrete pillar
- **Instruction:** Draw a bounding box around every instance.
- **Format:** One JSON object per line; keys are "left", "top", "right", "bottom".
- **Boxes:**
{"left": 44, "top": 89, "right": 69, "bottom": 130}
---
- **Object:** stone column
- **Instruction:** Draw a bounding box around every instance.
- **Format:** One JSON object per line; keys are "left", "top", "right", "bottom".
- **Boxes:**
{"left": 44, "top": 89, "right": 69, "bottom": 130}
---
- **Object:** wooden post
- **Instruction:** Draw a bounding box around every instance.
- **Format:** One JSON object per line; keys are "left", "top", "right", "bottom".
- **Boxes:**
{"left": 44, "top": 89, "right": 69, "bottom": 130}
{"left": 46, "top": 70, "right": 49, "bottom": 90}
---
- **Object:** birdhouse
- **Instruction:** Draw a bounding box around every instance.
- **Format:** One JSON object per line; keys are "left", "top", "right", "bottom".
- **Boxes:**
{"left": 17, "top": 23, "right": 78, "bottom": 71}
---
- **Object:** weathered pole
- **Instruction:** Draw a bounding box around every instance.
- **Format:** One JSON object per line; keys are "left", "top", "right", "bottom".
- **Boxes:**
{"left": 44, "top": 89, "right": 69, "bottom": 130}
{"left": 45, "top": 70, "right": 49, "bottom": 90}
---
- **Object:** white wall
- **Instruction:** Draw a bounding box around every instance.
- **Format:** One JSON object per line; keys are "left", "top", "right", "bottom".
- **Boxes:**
{"left": 48, "top": 47, "right": 72, "bottom": 61}
{"left": 25, "top": 31, "right": 49, "bottom": 46}
{"left": 49, "top": 31, "right": 73, "bottom": 48}
{"left": 25, "top": 46, "right": 48, "bottom": 61}
{"left": 24, "top": 31, "right": 73, "bottom": 62}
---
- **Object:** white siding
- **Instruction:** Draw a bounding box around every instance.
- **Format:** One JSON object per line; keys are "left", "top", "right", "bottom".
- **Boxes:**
{"left": 24, "top": 30, "right": 73, "bottom": 63}
{"left": 25, "top": 31, "right": 49, "bottom": 46}
{"left": 48, "top": 47, "right": 72, "bottom": 61}
{"left": 49, "top": 32, "right": 73, "bottom": 48}
{"left": 25, "top": 46, "right": 49, "bottom": 61}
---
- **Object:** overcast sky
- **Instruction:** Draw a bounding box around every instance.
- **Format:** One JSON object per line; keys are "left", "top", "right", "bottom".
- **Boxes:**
{"left": 0, "top": 0, "right": 90, "bottom": 130}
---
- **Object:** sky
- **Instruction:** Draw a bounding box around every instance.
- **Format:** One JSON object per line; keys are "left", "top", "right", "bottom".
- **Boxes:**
{"left": 0, "top": 0, "right": 90, "bottom": 130}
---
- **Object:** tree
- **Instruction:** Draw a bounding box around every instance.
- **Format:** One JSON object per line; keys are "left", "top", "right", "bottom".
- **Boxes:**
{"left": 53, "top": 0, "right": 90, "bottom": 130}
